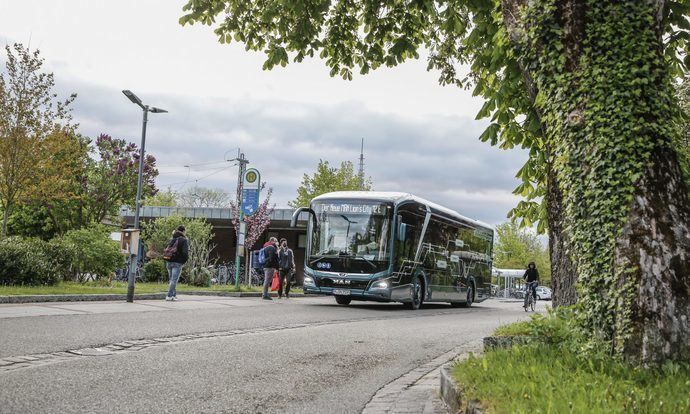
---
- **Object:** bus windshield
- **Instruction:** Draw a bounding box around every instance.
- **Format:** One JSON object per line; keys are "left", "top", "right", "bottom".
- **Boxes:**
{"left": 311, "top": 201, "right": 392, "bottom": 262}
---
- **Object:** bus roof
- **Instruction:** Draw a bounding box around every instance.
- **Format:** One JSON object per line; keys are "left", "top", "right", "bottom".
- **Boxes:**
{"left": 311, "top": 191, "right": 493, "bottom": 231}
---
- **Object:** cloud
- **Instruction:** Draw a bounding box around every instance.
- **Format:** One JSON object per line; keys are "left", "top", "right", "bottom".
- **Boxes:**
{"left": 47, "top": 74, "right": 528, "bottom": 226}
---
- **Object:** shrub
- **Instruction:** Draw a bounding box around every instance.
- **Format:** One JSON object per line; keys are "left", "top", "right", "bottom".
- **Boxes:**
{"left": 0, "top": 237, "right": 59, "bottom": 285}
{"left": 59, "top": 225, "right": 125, "bottom": 281}
{"left": 143, "top": 259, "right": 168, "bottom": 282}
{"left": 188, "top": 267, "right": 212, "bottom": 287}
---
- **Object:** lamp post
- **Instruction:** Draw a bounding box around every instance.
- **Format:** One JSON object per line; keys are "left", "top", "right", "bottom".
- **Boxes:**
{"left": 122, "top": 90, "right": 167, "bottom": 303}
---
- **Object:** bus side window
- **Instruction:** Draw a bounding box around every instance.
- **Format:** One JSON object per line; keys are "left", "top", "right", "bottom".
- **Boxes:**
{"left": 395, "top": 211, "right": 423, "bottom": 268}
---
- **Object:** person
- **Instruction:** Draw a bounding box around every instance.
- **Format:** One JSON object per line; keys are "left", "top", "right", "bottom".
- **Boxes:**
{"left": 277, "top": 238, "right": 296, "bottom": 298}
{"left": 523, "top": 261, "right": 539, "bottom": 310}
{"left": 163, "top": 226, "right": 189, "bottom": 301}
{"left": 261, "top": 237, "right": 279, "bottom": 300}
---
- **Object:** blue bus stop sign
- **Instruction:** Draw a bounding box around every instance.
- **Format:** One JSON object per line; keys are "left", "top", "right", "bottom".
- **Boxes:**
{"left": 241, "top": 168, "right": 260, "bottom": 216}
{"left": 241, "top": 188, "right": 260, "bottom": 215}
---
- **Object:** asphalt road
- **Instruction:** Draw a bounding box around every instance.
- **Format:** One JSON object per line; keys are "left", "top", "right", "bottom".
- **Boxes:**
{"left": 0, "top": 295, "right": 543, "bottom": 413}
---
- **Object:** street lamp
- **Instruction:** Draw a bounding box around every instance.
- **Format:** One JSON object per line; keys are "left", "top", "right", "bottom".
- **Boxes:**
{"left": 122, "top": 89, "right": 167, "bottom": 303}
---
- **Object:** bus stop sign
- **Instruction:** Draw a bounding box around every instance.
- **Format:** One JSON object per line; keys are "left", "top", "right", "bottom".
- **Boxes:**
{"left": 241, "top": 168, "right": 260, "bottom": 216}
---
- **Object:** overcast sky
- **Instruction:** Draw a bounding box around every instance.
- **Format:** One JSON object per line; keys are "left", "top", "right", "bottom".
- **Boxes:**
{"left": 0, "top": 0, "right": 528, "bottom": 226}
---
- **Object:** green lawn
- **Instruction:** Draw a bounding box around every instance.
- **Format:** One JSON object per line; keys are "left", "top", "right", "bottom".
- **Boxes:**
{"left": 453, "top": 341, "right": 690, "bottom": 413}
{"left": 0, "top": 281, "right": 270, "bottom": 296}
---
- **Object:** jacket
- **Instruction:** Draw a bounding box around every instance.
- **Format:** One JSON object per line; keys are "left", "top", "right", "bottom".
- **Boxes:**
{"left": 523, "top": 268, "right": 539, "bottom": 283}
{"left": 279, "top": 248, "right": 294, "bottom": 270}
{"left": 263, "top": 243, "right": 279, "bottom": 269}
{"left": 168, "top": 231, "right": 189, "bottom": 264}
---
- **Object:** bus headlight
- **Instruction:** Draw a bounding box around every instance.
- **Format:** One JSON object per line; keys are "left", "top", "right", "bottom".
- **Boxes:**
{"left": 371, "top": 280, "right": 389, "bottom": 290}
{"left": 304, "top": 276, "right": 315, "bottom": 286}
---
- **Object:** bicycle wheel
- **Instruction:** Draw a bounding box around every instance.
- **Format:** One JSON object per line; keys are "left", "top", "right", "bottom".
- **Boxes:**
{"left": 529, "top": 294, "right": 535, "bottom": 311}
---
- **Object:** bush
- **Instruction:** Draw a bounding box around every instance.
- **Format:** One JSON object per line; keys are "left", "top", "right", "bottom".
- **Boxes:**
{"left": 0, "top": 237, "right": 59, "bottom": 285}
{"left": 188, "top": 267, "right": 212, "bottom": 287}
{"left": 59, "top": 225, "right": 125, "bottom": 281}
{"left": 143, "top": 259, "right": 168, "bottom": 282}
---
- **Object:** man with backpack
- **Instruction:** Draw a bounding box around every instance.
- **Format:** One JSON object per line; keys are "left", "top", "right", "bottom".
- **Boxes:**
{"left": 162, "top": 225, "right": 189, "bottom": 301}
{"left": 277, "top": 238, "right": 295, "bottom": 299}
{"left": 260, "top": 237, "right": 279, "bottom": 300}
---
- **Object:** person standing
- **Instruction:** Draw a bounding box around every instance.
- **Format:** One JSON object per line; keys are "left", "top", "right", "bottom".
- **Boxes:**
{"left": 277, "top": 238, "right": 296, "bottom": 298}
{"left": 261, "top": 237, "right": 279, "bottom": 300}
{"left": 523, "top": 261, "right": 539, "bottom": 309}
{"left": 163, "top": 225, "right": 189, "bottom": 301}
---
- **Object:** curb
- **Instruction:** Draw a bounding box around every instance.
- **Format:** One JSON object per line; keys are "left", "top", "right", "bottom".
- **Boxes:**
{"left": 0, "top": 291, "right": 305, "bottom": 304}
{"left": 439, "top": 363, "right": 485, "bottom": 414}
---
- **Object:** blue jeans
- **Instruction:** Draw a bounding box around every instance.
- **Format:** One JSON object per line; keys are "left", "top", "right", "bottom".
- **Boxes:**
{"left": 166, "top": 262, "right": 183, "bottom": 298}
{"left": 263, "top": 267, "right": 275, "bottom": 298}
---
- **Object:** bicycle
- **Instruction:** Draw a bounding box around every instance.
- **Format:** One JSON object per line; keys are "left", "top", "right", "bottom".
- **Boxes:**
{"left": 116, "top": 257, "right": 145, "bottom": 283}
{"left": 524, "top": 281, "right": 537, "bottom": 312}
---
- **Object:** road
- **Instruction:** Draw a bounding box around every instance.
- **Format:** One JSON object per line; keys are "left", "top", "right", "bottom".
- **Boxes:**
{"left": 0, "top": 295, "right": 545, "bottom": 413}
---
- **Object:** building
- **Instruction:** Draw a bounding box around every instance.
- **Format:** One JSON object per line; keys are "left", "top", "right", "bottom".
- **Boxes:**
{"left": 120, "top": 206, "right": 309, "bottom": 282}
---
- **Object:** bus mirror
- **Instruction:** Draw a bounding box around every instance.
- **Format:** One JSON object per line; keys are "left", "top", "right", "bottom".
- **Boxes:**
{"left": 397, "top": 223, "right": 407, "bottom": 242}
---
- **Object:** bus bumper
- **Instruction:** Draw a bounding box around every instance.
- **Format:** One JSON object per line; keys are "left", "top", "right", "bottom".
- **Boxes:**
{"left": 303, "top": 286, "right": 393, "bottom": 301}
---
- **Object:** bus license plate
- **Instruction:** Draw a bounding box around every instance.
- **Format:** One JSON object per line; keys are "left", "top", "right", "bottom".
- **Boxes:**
{"left": 333, "top": 289, "right": 351, "bottom": 296}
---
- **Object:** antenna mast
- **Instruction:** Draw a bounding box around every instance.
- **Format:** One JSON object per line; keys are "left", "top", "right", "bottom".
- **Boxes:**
{"left": 358, "top": 138, "right": 365, "bottom": 190}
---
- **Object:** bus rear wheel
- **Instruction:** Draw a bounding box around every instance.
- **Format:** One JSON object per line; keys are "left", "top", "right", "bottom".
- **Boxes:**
{"left": 404, "top": 275, "right": 424, "bottom": 310}
{"left": 335, "top": 295, "right": 351, "bottom": 305}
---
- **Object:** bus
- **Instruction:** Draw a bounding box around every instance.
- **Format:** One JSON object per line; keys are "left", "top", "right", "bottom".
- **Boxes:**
{"left": 290, "top": 191, "right": 494, "bottom": 309}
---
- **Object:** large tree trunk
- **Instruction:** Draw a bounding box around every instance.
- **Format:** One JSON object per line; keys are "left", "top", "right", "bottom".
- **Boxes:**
{"left": 614, "top": 147, "right": 690, "bottom": 362}
{"left": 502, "top": 0, "right": 690, "bottom": 363}
{"left": 547, "top": 164, "right": 578, "bottom": 306}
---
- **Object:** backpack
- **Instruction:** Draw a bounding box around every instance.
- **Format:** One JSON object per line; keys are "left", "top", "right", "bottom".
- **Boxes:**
{"left": 258, "top": 247, "right": 268, "bottom": 266}
{"left": 162, "top": 238, "right": 180, "bottom": 261}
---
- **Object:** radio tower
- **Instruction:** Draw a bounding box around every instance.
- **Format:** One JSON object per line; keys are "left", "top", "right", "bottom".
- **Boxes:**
{"left": 358, "top": 138, "right": 365, "bottom": 190}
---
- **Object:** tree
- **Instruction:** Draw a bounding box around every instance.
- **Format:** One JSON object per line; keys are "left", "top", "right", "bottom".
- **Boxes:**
{"left": 0, "top": 43, "right": 76, "bottom": 238}
{"left": 177, "top": 186, "right": 231, "bottom": 208}
{"left": 143, "top": 188, "right": 178, "bottom": 207}
{"left": 81, "top": 134, "right": 158, "bottom": 225}
{"left": 181, "top": 1, "right": 690, "bottom": 363}
{"left": 493, "top": 222, "right": 551, "bottom": 285}
{"left": 288, "top": 160, "right": 372, "bottom": 208}
{"left": 230, "top": 186, "right": 275, "bottom": 250}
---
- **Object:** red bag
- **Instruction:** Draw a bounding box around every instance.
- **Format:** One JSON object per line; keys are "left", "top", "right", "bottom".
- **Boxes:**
{"left": 270, "top": 270, "right": 280, "bottom": 291}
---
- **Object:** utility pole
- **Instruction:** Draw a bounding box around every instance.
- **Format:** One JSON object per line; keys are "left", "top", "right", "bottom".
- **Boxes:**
{"left": 358, "top": 138, "right": 365, "bottom": 190}
{"left": 233, "top": 151, "right": 249, "bottom": 289}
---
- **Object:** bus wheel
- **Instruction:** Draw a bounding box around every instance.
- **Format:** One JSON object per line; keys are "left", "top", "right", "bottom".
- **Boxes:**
{"left": 405, "top": 275, "right": 424, "bottom": 310}
{"left": 460, "top": 284, "right": 474, "bottom": 308}
{"left": 335, "top": 295, "right": 351, "bottom": 305}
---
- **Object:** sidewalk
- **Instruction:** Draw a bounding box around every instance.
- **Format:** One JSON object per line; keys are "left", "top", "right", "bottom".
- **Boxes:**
{"left": 0, "top": 290, "right": 305, "bottom": 304}
{"left": 0, "top": 294, "right": 293, "bottom": 319}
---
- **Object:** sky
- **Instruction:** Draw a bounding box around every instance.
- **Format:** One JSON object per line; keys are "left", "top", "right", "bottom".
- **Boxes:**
{"left": 0, "top": 0, "right": 529, "bottom": 226}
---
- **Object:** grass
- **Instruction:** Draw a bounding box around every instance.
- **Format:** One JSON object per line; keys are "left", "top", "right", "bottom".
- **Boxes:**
{"left": 0, "top": 281, "right": 271, "bottom": 296}
{"left": 492, "top": 321, "right": 531, "bottom": 337}
{"left": 453, "top": 343, "right": 690, "bottom": 413}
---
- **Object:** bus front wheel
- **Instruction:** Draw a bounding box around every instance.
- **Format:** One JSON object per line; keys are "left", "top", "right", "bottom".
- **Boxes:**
{"left": 404, "top": 275, "right": 424, "bottom": 310}
{"left": 335, "top": 295, "right": 351, "bottom": 305}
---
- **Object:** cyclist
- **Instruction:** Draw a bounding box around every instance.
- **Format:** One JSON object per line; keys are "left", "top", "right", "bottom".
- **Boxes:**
{"left": 523, "top": 261, "right": 539, "bottom": 310}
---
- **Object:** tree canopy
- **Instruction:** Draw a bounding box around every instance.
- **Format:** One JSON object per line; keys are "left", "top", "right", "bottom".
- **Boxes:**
{"left": 288, "top": 160, "right": 372, "bottom": 208}
{"left": 0, "top": 43, "right": 77, "bottom": 238}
